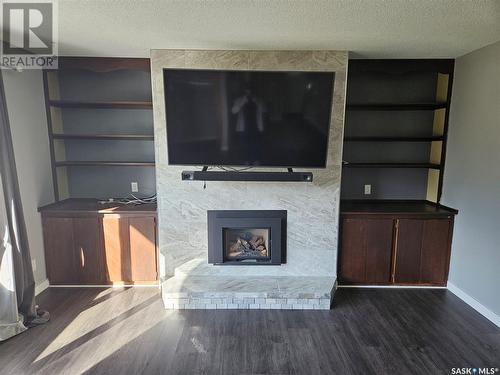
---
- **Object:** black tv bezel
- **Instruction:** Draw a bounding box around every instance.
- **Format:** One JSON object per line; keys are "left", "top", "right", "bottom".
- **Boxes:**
{"left": 163, "top": 68, "right": 335, "bottom": 169}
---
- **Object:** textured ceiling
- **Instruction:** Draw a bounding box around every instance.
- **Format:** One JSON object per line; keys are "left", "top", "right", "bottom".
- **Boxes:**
{"left": 57, "top": 0, "right": 500, "bottom": 58}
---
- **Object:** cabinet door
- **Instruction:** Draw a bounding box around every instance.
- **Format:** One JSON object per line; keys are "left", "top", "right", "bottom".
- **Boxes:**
{"left": 339, "top": 218, "right": 394, "bottom": 284}
{"left": 395, "top": 218, "right": 452, "bottom": 285}
{"left": 129, "top": 217, "right": 157, "bottom": 281}
{"left": 102, "top": 216, "right": 157, "bottom": 283}
{"left": 102, "top": 216, "right": 131, "bottom": 282}
{"left": 73, "top": 217, "right": 105, "bottom": 284}
{"left": 42, "top": 217, "right": 78, "bottom": 284}
{"left": 420, "top": 219, "right": 453, "bottom": 284}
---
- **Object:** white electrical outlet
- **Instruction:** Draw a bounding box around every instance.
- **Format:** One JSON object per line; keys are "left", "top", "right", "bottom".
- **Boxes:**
{"left": 364, "top": 184, "right": 371, "bottom": 195}
{"left": 31, "top": 259, "right": 37, "bottom": 272}
{"left": 131, "top": 182, "right": 139, "bottom": 193}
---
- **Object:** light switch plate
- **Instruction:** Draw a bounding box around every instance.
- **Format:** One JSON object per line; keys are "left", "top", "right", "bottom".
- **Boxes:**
{"left": 131, "top": 182, "right": 139, "bottom": 193}
{"left": 364, "top": 184, "right": 371, "bottom": 195}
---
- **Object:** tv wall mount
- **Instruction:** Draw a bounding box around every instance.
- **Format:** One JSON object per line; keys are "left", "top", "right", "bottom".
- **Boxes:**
{"left": 181, "top": 167, "right": 313, "bottom": 182}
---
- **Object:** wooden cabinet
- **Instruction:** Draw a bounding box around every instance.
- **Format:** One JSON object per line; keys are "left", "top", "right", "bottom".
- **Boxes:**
{"left": 128, "top": 217, "right": 157, "bottom": 281}
{"left": 339, "top": 201, "right": 457, "bottom": 286}
{"left": 73, "top": 217, "right": 106, "bottom": 284}
{"left": 42, "top": 217, "right": 79, "bottom": 284}
{"left": 40, "top": 199, "right": 157, "bottom": 285}
{"left": 339, "top": 218, "right": 393, "bottom": 283}
{"left": 102, "top": 216, "right": 157, "bottom": 283}
{"left": 102, "top": 216, "right": 128, "bottom": 283}
{"left": 42, "top": 216, "right": 106, "bottom": 284}
{"left": 395, "top": 219, "right": 453, "bottom": 285}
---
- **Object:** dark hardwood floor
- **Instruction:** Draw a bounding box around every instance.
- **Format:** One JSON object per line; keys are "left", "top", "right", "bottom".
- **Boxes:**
{"left": 0, "top": 287, "right": 498, "bottom": 374}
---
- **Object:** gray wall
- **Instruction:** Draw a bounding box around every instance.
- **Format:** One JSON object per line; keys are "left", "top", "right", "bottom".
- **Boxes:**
{"left": 3, "top": 69, "right": 54, "bottom": 286}
{"left": 442, "top": 41, "right": 500, "bottom": 316}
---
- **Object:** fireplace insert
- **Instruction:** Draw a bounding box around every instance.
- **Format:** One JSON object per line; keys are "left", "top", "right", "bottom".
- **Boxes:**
{"left": 208, "top": 210, "right": 287, "bottom": 265}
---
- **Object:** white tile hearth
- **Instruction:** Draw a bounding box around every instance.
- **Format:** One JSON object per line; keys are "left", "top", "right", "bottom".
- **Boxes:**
{"left": 162, "top": 276, "right": 335, "bottom": 310}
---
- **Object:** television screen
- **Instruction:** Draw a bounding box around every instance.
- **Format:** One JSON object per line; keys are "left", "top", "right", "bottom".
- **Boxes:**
{"left": 164, "top": 69, "right": 335, "bottom": 168}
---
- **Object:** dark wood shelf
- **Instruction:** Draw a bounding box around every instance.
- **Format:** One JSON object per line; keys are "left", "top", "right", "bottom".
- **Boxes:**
{"left": 55, "top": 161, "right": 155, "bottom": 167}
{"left": 346, "top": 102, "right": 447, "bottom": 111}
{"left": 343, "top": 162, "right": 441, "bottom": 169}
{"left": 347, "top": 59, "right": 455, "bottom": 75}
{"left": 52, "top": 134, "right": 154, "bottom": 141}
{"left": 344, "top": 136, "right": 444, "bottom": 142}
{"left": 49, "top": 100, "right": 153, "bottom": 109}
{"left": 340, "top": 199, "right": 458, "bottom": 216}
{"left": 38, "top": 198, "right": 156, "bottom": 214}
{"left": 58, "top": 57, "right": 150, "bottom": 73}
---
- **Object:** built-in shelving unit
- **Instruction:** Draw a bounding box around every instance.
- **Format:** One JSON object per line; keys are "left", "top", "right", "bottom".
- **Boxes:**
{"left": 339, "top": 59, "right": 457, "bottom": 287}
{"left": 341, "top": 59, "right": 454, "bottom": 202}
{"left": 43, "top": 57, "right": 155, "bottom": 200}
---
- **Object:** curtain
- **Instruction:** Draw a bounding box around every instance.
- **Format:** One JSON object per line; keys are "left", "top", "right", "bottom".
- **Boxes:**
{"left": 0, "top": 71, "right": 48, "bottom": 341}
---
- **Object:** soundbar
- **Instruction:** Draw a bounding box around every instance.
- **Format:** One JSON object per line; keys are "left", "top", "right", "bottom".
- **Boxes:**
{"left": 181, "top": 170, "right": 313, "bottom": 182}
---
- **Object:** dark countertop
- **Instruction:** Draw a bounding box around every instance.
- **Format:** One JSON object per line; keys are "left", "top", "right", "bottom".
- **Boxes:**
{"left": 340, "top": 200, "right": 458, "bottom": 216}
{"left": 38, "top": 198, "right": 157, "bottom": 214}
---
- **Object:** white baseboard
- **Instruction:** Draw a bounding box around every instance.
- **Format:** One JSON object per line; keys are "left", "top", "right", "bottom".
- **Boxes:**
{"left": 337, "top": 285, "right": 446, "bottom": 289}
{"left": 35, "top": 279, "right": 50, "bottom": 296}
{"left": 447, "top": 283, "right": 500, "bottom": 327}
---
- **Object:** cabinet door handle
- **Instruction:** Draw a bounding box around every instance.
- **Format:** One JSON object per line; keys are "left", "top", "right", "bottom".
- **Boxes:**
{"left": 80, "top": 247, "right": 85, "bottom": 268}
{"left": 391, "top": 219, "right": 400, "bottom": 283}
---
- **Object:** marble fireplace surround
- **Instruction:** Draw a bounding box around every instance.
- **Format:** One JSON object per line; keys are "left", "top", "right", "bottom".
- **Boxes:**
{"left": 151, "top": 50, "right": 348, "bottom": 309}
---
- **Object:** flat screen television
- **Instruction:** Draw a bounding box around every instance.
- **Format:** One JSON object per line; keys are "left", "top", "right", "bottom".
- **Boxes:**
{"left": 163, "top": 69, "right": 335, "bottom": 168}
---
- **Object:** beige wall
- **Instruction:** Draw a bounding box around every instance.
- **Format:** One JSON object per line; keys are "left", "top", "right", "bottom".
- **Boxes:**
{"left": 442, "top": 41, "right": 500, "bottom": 316}
{"left": 3, "top": 69, "right": 54, "bottom": 286}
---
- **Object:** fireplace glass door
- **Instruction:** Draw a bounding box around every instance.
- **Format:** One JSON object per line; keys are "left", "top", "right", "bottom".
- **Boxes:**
{"left": 208, "top": 211, "right": 286, "bottom": 265}
{"left": 224, "top": 228, "right": 270, "bottom": 262}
